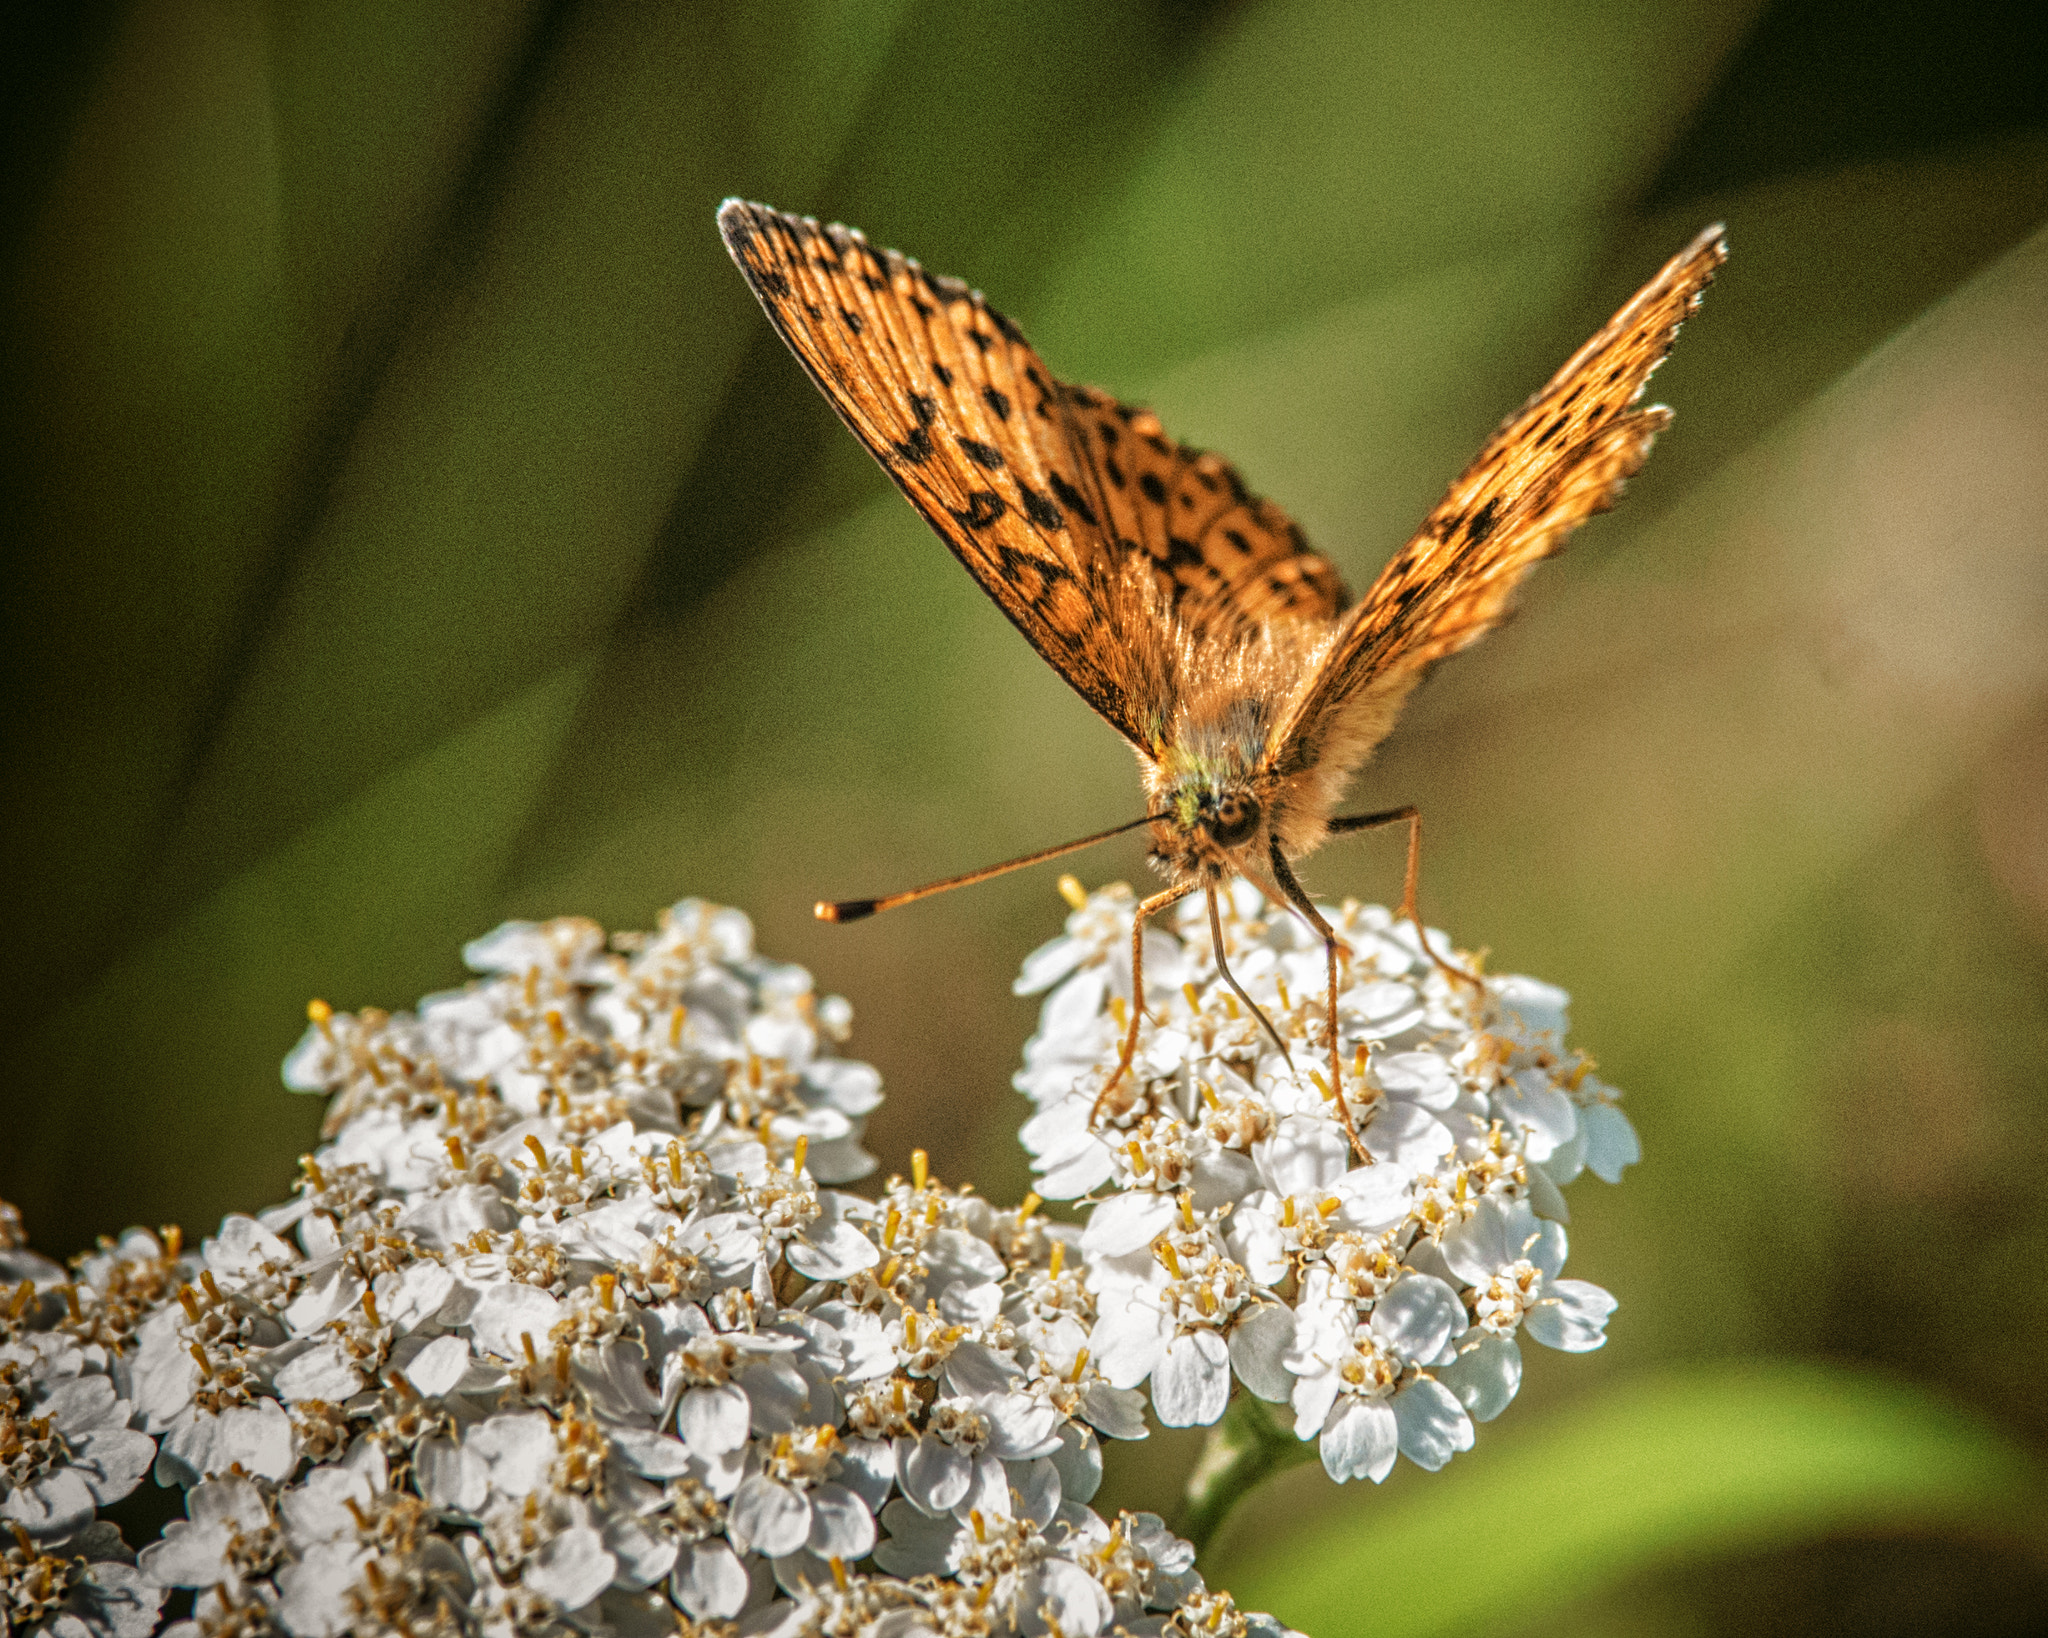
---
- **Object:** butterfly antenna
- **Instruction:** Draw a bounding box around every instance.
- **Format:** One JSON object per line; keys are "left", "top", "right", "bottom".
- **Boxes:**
{"left": 817, "top": 814, "right": 1160, "bottom": 923}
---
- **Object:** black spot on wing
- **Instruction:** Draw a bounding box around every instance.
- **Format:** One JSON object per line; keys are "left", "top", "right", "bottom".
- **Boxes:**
{"left": 982, "top": 386, "right": 1011, "bottom": 421}
{"left": 1047, "top": 470, "right": 1097, "bottom": 527}
{"left": 757, "top": 269, "right": 790, "bottom": 298}
{"left": 909, "top": 393, "right": 937, "bottom": 426}
{"left": 1467, "top": 497, "right": 1500, "bottom": 544}
{"left": 838, "top": 307, "right": 864, "bottom": 334}
{"left": 949, "top": 490, "right": 1007, "bottom": 530}
{"left": 893, "top": 426, "right": 934, "bottom": 465}
{"left": 932, "top": 361, "right": 951, "bottom": 385}
{"left": 1139, "top": 471, "right": 1168, "bottom": 505}
{"left": 958, "top": 437, "right": 1006, "bottom": 470}
{"left": 1019, "top": 484, "right": 1063, "bottom": 531}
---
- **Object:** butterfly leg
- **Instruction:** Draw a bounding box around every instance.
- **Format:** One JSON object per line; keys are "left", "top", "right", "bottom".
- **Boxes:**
{"left": 1090, "top": 881, "right": 1198, "bottom": 1128}
{"left": 1267, "top": 842, "right": 1368, "bottom": 1163}
{"left": 1325, "top": 805, "right": 1480, "bottom": 995}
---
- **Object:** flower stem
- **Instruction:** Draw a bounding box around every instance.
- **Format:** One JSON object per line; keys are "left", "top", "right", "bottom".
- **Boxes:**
{"left": 1180, "top": 1392, "right": 1317, "bottom": 1553}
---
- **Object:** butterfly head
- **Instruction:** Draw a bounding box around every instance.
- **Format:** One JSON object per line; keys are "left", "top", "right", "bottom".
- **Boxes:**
{"left": 1151, "top": 776, "right": 1267, "bottom": 883}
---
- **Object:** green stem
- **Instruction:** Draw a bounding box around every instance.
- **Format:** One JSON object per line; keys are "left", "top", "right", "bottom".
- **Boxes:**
{"left": 1179, "top": 1391, "right": 1318, "bottom": 1553}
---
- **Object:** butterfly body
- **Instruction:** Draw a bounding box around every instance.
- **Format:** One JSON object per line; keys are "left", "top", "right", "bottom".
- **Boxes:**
{"left": 720, "top": 198, "right": 1722, "bottom": 1127}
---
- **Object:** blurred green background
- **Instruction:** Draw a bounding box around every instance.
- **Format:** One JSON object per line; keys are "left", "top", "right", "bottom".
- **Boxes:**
{"left": 4, "top": 0, "right": 2046, "bottom": 1632}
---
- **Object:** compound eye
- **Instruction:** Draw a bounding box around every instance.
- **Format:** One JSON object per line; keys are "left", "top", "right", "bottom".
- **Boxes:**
{"left": 1209, "top": 794, "right": 1261, "bottom": 847}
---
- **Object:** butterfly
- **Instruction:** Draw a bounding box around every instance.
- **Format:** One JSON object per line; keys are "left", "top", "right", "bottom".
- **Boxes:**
{"left": 719, "top": 198, "right": 1723, "bottom": 1147}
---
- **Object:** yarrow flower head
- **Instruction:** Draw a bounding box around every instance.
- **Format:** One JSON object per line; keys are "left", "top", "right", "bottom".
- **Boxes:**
{"left": 1, "top": 897, "right": 1298, "bottom": 1638}
{"left": 1015, "top": 877, "right": 1637, "bottom": 1484}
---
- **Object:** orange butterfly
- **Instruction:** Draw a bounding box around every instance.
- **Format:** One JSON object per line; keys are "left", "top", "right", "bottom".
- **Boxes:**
{"left": 720, "top": 199, "right": 1723, "bottom": 1146}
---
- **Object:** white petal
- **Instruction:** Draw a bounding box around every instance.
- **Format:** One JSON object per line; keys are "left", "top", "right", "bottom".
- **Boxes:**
{"left": 1152, "top": 1331, "right": 1231, "bottom": 1428}
{"left": 1081, "top": 1192, "right": 1176, "bottom": 1258}
{"left": 678, "top": 1383, "right": 753, "bottom": 1456}
{"left": 1433, "top": 1333, "right": 1522, "bottom": 1422}
{"left": 466, "top": 1283, "right": 563, "bottom": 1363}
{"left": 526, "top": 1525, "right": 616, "bottom": 1611}
{"left": 673, "top": 1540, "right": 751, "bottom": 1619}
{"left": 468, "top": 1411, "right": 556, "bottom": 1499}
{"left": 1227, "top": 1303, "right": 1297, "bottom": 1403}
{"left": 785, "top": 1221, "right": 879, "bottom": 1281}
{"left": 1391, "top": 1378, "right": 1473, "bottom": 1471}
{"left": 1018, "top": 1559, "right": 1113, "bottom": 1637}
{"left": 1582, "top": 1099, "right": 1641, "bottom": 1183}
{"left": 1370, "top": 1275, "right": 1465, "bottom": 1366}
{"left": 897, "top": 1436, "right": 972, "bottom": 1514}
{"left": 1525, "top": 1280, "right": 1617, "bottom": 1352}
{"left": 1086, "top": 1300, "right": 1171, "bottom": 1390}
{"left": 1006, "top": 1456, "right": 1062, "bottom": 1526}
{"left": 1050, "top": 1425, "right": 1103, "bottom": 1506}
{"left": 804, "top": 1482, "right": 875, "bottom": 1560}
{"left": 729, "top": 1476, "right": 813, "bottom": 1558}
{"left": 402, "top": 1335, "right": 470, "bottom": 1399}
{"left": 1319, "top": 1400, "right": 1397, "bottom": 1484}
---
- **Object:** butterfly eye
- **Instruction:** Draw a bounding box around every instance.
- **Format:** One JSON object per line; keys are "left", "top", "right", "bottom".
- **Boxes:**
{"left": 1208, "top": 795, "right": 1261, "bottom": 848}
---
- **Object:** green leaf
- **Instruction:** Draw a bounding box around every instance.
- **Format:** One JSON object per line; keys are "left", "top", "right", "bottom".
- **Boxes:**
{"left": 1219, "top": 1363, "right": 2048, "bottom": 1637}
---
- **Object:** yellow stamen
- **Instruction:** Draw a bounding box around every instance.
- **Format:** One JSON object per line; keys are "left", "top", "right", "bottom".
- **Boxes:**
{"left": 520, "top": 1332, "right": 539, "bottom": 1363}
{"left": 669, "top": 1005, "right": 687, "bottom": 1049}
{"left": 1318, "top": 1196, "right": 1342, "bottom": 1218}
{"left": 7, "top": 1280, "right": 31, "bottom": 1321}
{"left": 299, "top": 1155, "right": 326, "bottom": 1190}
{"left": 1199, "top": 1081, "right": 1221, "bottom": 1109}
{"left": 667, "top": 1140, "right": 685, "bottom": 1186}
{"left": 748, "top": 1055, "right": 764, "bottom": 1090}
{"left": 1154, "top": 1240, "right": 1184, "bottom": 1279}
{"left": 911, "top": 1149, "right": 928, "bottom": 1191}
{"left": 882, "top": 1206, "right": 901, "bottom": 1246}
{"left": 1310, "top": 1069, "right": 1334, "bottom": 1101}
{"left": 523, "top": 1135, "right": 548, "bottom": 1169}
{"left": 792, "top": 1136, "right": 809, "bottom": 1175}
{"left": 570, "top": 1147, "right": 585, "bottom": 1180}
{"left": 177, "top": 1285, "right": 203, "bottom": 1323}
{"left": 445, "top": 1136, "right": 468, "bottom": 1172}
{"left": 307, "top": 997, "right": 333, "bottom": 1032}
{"left": 1048, "top": 1242, "right": 1065, "bottom": 1279}
{"left": 362, "top": 1289, "right": 382, "bottom": 1328}
{"left": 1276, "top": 976, "right": 1291, "bottom": 1011}
{"left": 1280, "top": 1197, "right": 1297, "bottom": 1227}
{"left": 1018, "top": 1192, "right": 1041, "bottom": 1218}
{"left": 1182, "top": 982, "right": 1203, "bottom": 1014}
{"left": 1178, "top": 1192, "right": 1197, "bottom": 1231}
{"left": 596, "top": 1273, "right": 617, "bottom": 1311}
{"left": 1068, "top": 1347, "right": 1090, "bottom": 1382}
{"left": 1057, "top": 874, "right": 1088, "bottom": 911}
{"left": 1108, "top": 995, "right": 1129, "bottom": 1032}
{"left": 970, "top": 1509, "right": 987, "bottom": 1542}
{"left": 829, "top": 1556, "right": 849, "bottom": 1591}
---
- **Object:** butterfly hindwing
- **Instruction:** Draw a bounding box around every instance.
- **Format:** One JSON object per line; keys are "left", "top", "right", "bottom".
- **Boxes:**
{"left": 1267, "top": 224, "right": 1728, "bottom": 783}
{"left": 1058, "top": 383, "right": 1346, "bottom": 638}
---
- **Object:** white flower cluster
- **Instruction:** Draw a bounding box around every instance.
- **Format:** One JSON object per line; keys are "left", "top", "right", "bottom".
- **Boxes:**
{"left": 1, "top": 901, "right": 1297, "bottom": 1638}
{"left": 1016, "top": 879, "right": 1638, "bottom": 1484}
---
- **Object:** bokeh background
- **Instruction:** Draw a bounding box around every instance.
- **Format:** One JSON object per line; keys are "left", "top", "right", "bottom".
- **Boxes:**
{"left": 4, "top": 1, "right": 2047, "bottom": 1632}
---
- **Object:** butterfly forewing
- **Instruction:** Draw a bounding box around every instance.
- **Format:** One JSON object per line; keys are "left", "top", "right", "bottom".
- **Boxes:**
{"left": 719, "top": 200, "right": 1348, "bottom": 756}
{"left": 1266, "top": 224, "right": 1728, "bottom": 782}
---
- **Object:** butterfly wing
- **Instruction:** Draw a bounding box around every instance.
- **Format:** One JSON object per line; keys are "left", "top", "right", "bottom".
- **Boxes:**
{"left": 1055, "top": 382, "right": 1347, "bottom": 638}
{"left": 1265, "top": 224, "right": 1727, "bottom": 797}
{"left": 719, "top": 200, "right": 1345, "bottom": 753}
